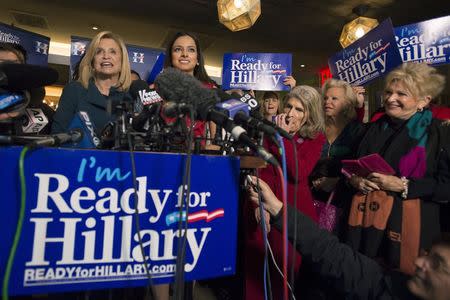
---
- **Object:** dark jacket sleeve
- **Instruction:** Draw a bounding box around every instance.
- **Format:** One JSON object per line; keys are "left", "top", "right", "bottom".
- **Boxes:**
{"left": 407, "top": 122, "right": 450, "bottom": 203}
{"left": 51, "top": 82, "right": 81, "bottom": 133}
{"left": 272, "top": 205, "right": 399, "bottom": 299}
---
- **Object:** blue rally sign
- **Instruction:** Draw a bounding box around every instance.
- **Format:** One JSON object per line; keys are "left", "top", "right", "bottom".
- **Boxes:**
{"left": 70, "top": 36, "right": 164, "bottom": 82}
{"left": 0, "top": 22, "right": 50, "bottom": 66}
{"left": 222, "top": 53, "right": 292, "bottom": 91}
{"left": 395, "top": 15, "right": 450, "bottom": 66}
{"left": 328, "top": 19, "right": 403, "bottom": 85}
{"left": 0, "top": 147, "right": 239, "bottom": 295}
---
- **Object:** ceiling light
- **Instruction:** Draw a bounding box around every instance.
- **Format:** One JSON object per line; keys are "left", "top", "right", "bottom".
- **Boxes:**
{"left": 339, "top": 5, "right": 378, "bottom": 48}
{"left": 92, "top": 26, "right": 99, "bottom": 31}
{"left": 300, "top": 64, "right": 306, "bottom": 68}
{"left": 217, "top": 0, "right": 261, "bottom": 32}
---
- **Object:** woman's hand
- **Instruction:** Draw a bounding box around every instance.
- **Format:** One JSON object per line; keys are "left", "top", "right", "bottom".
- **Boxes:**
{"left": 312, "top": 177, "right": 339, "bottom": 192}
{"left": 352, "top": 86, "right": 365, "bottom": 108}
{"left": 255, "top": 208, "right": 271, "bottom": 233}
{"left": 283, "top": 76, "right": 296, "bottom": 89}
{"left": 349, "top": 175, "right": 380, "bottom": 194}
{"left": 247, "top": 176, "right": 283, "bottom": 216}
{"left": 225, "top": 89, "right": 244, "bottom": 96}
{"left": 367, "top": 173, "right": 404, "bottom": 192}
{"left": 274, "top": 113, "right": 292, "bottom": 133}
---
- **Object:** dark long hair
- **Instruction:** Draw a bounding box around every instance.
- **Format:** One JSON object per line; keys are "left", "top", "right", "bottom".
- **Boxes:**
{"left": 163, "top": 32, "right": 214, "bottom": 84}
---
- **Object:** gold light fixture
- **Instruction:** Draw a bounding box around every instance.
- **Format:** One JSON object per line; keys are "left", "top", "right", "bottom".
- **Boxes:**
{"left": 339, "top": 5, "right": 378, "bottom": 48}
{"left": 217, "top": 0, "right": 261, "bottom": 32}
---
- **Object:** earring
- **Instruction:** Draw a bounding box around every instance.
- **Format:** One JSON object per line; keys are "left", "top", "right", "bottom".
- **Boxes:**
{"left": 417, "top": 107, "right": 423, "bottom": 112}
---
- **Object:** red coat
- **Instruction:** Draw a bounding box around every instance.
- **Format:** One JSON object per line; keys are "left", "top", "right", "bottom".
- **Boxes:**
{"left": 244, "top": 133, "right": 325, "bottom": 299}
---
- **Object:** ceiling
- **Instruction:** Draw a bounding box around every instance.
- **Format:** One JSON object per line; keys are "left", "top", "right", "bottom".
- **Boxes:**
{"left": 1, "top": 0, "right": 449, "bottom": 84}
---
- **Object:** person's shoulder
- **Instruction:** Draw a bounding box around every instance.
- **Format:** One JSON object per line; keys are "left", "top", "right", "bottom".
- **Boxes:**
{"left": 62, "top": 81, "right": 86, "bottom": 94}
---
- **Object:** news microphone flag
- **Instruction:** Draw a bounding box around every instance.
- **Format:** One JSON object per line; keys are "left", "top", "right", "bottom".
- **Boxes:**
{"left": 61, "top": 111, "right": 100, "bottom": 148}
{"left": 21, "top": 108, "right": 48, "bottom": 134}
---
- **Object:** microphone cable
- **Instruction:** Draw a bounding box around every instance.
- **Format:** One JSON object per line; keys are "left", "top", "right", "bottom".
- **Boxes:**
{"left": 255, "top": 170, "right": 273, "bottom": 300}
{"left": 173, "top": 107, "right": 195, "bottom": 300}
{"left": 275, "top": 163, "right": 288, "bottom": 300}
{"left": 290, "top": 138, "right": 299, "bottom": 294}
{"left": 126, "top": 131, "right": 155, "bottom": 300}
{"left": 2, "top": 146, "right": 31, "bottom": 300}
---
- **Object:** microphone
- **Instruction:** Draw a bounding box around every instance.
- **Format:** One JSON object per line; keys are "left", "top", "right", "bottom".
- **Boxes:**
{"left": 155, "top": 68, "right": 279, "bottom": 166}
{"left": 130, "top": 80, "right": 164, "bottom": 107}
{"left": 130, "top": 80, "right": 164, "bottom": 131}
{"left": 60, "top": 111, "right": 100, "bottom": 148}
{"left": 31, "top": 129, "right": 83, "bottom": 147}
{"left": 236, "top": 91, "right": 292, "bottom": 140}
{"left": 161, "top": 102, "right": 193, "bottom": 118}
{"left": 21, "top": 108, "right": 48, "bottom": 134}
{"left": 0, "top": 63, "right": 58, "bottom": 91}
{"left": 0, "top": 91, "right": 28, "bottom": 113}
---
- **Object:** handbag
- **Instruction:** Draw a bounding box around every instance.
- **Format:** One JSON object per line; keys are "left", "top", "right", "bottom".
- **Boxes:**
{"left": 313, "top": 191, "right": 341, "bottom": 232}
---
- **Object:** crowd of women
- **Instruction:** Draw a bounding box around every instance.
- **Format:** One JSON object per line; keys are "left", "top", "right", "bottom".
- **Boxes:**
{"left": 23, "top": 28, "right": 449, "bottom": 299}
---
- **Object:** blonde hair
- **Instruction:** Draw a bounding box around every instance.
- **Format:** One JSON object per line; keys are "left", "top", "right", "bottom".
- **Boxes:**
{"left": 78, "top": 31, "right": 131, "bottom": 91}
{"left": 321, "top": 78, "right": 357, "bottom": 122}
{"left": 287, "top": 85, "right": 324, "bottom": 139}
{"left": 385, "top": 62, "right": 445, "bottom": 101}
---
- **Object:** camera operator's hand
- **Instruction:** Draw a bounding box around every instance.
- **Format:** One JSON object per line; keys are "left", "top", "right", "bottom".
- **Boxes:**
{"left": 255, "top": 208, "right": 271, "bottom": 233}
{"left": 247, "top": 176, "right": 283, "bottom": 216}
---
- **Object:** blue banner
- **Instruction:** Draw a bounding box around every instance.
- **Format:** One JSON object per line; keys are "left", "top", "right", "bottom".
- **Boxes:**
{"left": 395, "top": 15, "right": 450, "bottom": 66}
{"left": 0, "top": 22, "right": 50, "bottom": 66}
{"left": 328, "top": 19, "right": 403, "bottom": 85}
{"left": 222, "top": 53, "right": 292, "bottom": 91}
{"left": 0, "top": 147, "right": 239, "bottom": 295}
{"left": 70, "top": 36, "right": 164, "bottom": 82}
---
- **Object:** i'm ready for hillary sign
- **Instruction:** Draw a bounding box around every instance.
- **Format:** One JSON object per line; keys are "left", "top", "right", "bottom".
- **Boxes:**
{"left": 0, "top": 147, "right": 239, "bottom": 295}
{"left": 222, "top": 53, "right": 292, "bottom": 91}
{"left": 395, "top": 15, "right": 450, "bottom": 66}
{"left": 328, "top": 19, "right": 403, "bottom": 85}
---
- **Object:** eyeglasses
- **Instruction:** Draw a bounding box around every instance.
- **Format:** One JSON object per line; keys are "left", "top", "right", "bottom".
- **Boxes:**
{"left": 419, "top": 249, "right": 450, "bottom": 275}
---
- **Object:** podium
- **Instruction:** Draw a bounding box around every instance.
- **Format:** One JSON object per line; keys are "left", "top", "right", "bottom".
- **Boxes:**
{"left": 0, "top": 146, "right": 240, "bottom": 295}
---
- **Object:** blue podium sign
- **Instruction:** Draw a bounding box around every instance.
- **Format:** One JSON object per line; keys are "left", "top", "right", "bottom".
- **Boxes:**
{"left": 0, "top": 147, "right": 239, "bottom": 295}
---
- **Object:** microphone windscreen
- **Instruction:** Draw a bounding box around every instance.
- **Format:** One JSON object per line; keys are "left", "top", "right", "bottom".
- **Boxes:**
{"left": 155, "top": 67, "right": 219, "bottom": 120}
{"left": 0, "top": 63, "right": 58, "bottom": 91}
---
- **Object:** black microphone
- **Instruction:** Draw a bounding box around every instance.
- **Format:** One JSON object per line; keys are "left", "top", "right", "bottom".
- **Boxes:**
{"left": 129, "top": 80, "right": 163, "bottom": 131}
{"left": 161, "top": 102, "right": 193, "bottom": 118}
{"left": 0, "top": 63, "right": 58, "bottom": 91}
{"left": 155, "top": 68, "right": 279, "bottom": 166}
{"left": 31, "top": 129, "right": 83, "bottom": 147}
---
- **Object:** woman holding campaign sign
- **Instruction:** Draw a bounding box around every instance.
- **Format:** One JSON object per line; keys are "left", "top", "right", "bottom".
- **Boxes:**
{"left": 244, "top": 86, "right": 325, "bottom": 299}
{"left": 346, "top": 62, "right": 450, "bottom": 275}
{"left": 52, "top": 31, "right": 131, "bottom": 134}
{"left": 309, "top": 79, "right": 366, "bottom": 237}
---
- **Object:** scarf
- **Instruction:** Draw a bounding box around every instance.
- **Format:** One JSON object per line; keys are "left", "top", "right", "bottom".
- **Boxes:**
{"left": 347, "top": 110, "right": 438, "bottom": 274}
